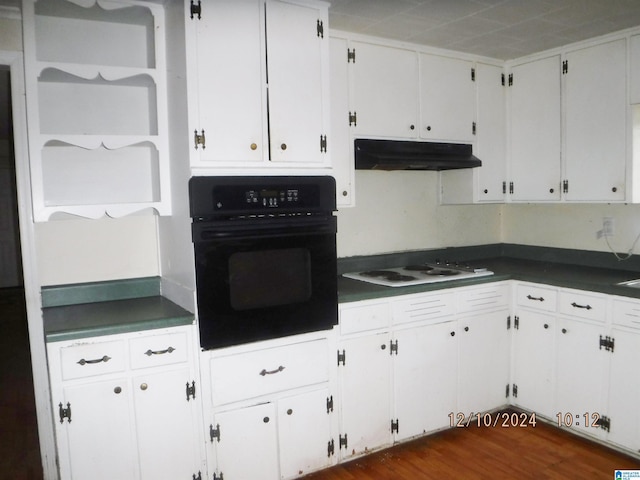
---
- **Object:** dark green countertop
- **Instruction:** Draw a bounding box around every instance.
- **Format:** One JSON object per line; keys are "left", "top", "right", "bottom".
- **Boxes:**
{"left": 338, "top": 252, "right": 640, "bottom": 303}
{"left": 42, "top": 277, "right": 194, "bottom": 342}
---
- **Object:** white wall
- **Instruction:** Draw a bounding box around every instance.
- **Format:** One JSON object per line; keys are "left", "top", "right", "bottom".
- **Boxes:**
{"left": 336, "top": 171, "right": 503, "bottom": 257}
{"left": 503, "top": 203, "right": 640, "bottom": 256}
{"left": 34, "top": 215, "right": 159, "bottom": 285}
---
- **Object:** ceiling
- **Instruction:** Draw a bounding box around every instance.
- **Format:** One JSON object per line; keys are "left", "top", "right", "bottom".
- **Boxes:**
{"left": 328, "top": 0, "right": 640, "bottom": 60}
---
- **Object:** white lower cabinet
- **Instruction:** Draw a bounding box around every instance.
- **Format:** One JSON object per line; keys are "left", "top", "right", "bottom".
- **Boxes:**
{"left": 203, "top": 334, "right": 335, "bottom": 480}
{"left": 337, "top": 331, "right": 393, "bottom": 457}
{"left": 555, "top": 317, "right": 609, "bottom": 440}
{"left": 48, "top": 326, "right": 202, "bottom": 480}
{"left": 393, "top": 321, "right": 457, "bottom": 439}
{"left": 607, "top": 299, "right": 640, "bottom": 453}
{"left": 512, "top": 309, "right": 556, "bottom": 419}
{"left": 337, "top": 283, "right": 510, "bottom": 460}
{"left": 457, "top": 309, "right": 511, "bottom": 415}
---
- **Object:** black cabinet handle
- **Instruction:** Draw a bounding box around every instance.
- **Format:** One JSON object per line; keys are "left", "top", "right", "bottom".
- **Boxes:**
{"left": 259, "top": 366, "right": 285, "bottom": 376}
{"left": 562, "top": 328, "right": 567, "bottom": 334}
{"left": 571, "top": 302, "right": 592, "bottom": 310}
{"left": 526, "top": 295, "right": 545, "bottom": 302}
{"left": 77, "top": 355, "right": 111, "bottom": 366}
{"left": 544, "top": 324, "right": 549, "bottom": 329}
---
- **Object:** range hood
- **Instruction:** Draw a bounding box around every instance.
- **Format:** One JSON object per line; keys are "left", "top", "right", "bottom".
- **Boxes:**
{"left": 354, "top": 139, "right": 482, "bottom": 171}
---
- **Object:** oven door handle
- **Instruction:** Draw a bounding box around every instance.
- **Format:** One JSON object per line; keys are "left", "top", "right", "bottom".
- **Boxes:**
{"left": 195, "top": 219, "right": 336, "bottom": 241}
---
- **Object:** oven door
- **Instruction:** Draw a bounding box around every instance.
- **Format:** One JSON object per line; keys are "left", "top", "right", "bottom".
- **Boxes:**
{"left": 193, "top": 216, "right": 337, "bottom": 350}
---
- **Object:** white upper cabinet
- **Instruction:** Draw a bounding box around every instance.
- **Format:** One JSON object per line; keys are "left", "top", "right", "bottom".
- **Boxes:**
{"left": 329, "top": 36, "right": 354, "bottom": 206}
{"left": 419, "top": 54, "right": 476, "bottom": 142}
{"left": 509, "top": 55, "right": 562, "bottom": 202}
{"left": 187, "top": 0, "right": 330, "bottom": 169}
{"left": 350, "top": 42, "right": 419, "bottom": 139}
{"left": 22, "top": 0, "right": 171, "bottom": 220}
{"left": 563, "top": 39, "right": 627, "bottom": 201}
{"left": 631, "top": 35, "right": 640, "bottom": 104}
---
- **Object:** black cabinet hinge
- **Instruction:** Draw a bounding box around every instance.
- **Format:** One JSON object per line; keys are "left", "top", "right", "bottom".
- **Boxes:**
{"left": 347, "top": 48, "right": 356, "bottom": 63}
{"left": 190, "top": 0, "right": 201, "bottom": 20}
{"left": 472, "top": 121, "right": 477, "bottom": 136}
{"left": 508, "top": 73, "right": 513, "bottom": 86}
{"left": 210, "top": 423, "right": 221, "bottom": 443}
{"left": 501, "top": 73, "right": 505, "bottom": 86}
{"left": 348, "top": 111, "right": 357, "bottom": 127}
{"left": 213, "top": 473, "right": 224, "bottom": 480}
{"left": 320, "top": 135, "right": 327, "bottom": 153}
{"left": 471, "top": 67, "right": 476, "bottom": 82}
{"left": 194, "top": 129, "right": 205, "bottom": 150}
{"left": 562, "top": 60, "right": 568, "bottom": 74}
{"left": 186, "top": 381, "right": 196, "bottom": 401}
{"left": 596, "top": 415, "right": 611, "bottom": 432}
{"left": 326, "top": 395, "right": 334, "bottom": 414}
{"left": 337, "top": 349, "right": 346, "bottom": 366}
{"left": 389, "top": 339, "right": 398, "bottom": 355}
{"left": 599, "top": 335, "right": 615, "bottom": 353}
{"left": 327, "top": 439, "right": 335, "bottom": 457}
{"left": 339, "top": 434, "right": 348, "bottom": 450}
{"left": 58, "top": 402, "right": 72, "bottom": 424}
{"left": 509, "top": 182, "right": 514, "bottom": 195}
{"left": 503, "top": 181, "right": 507, "bottom": 194}
{"left": 391, "top": 419, "right": 399, "bottom": 434}
{"left": 514, "top": 316, "right": 519, "bottom": 330}
{"left": 192, "top": 472, "right": 202, "bottom": 480}
{"left": 507, "top": 316, "right": 511, "bottom": 330}
{"left": 512, "top": 384, "right": 518, "bottom": 398}
{"left": 505, "top": 384, "right": 510, "bottom": 397}
{"left": 563, "top": 179, "right": 569, "bottom": 193}
{"left": 317, "top": 19, "right": 324, "bottom": 38}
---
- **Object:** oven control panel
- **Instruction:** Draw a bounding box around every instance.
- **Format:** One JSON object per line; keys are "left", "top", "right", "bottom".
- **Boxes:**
{"left": 189, "top": 176, "right": 336, "bottom": 217}
{"left": 245, "top": 188, "right": 299, "bottom": 208}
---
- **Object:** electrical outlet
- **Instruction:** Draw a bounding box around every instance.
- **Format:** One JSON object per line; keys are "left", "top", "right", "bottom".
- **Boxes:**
{"left": 603, "top": 217, "right": 615, "bottom": 237}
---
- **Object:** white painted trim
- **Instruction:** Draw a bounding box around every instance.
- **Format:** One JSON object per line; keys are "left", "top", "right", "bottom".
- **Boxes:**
{"left": 0, "top": 49, "right": 58, "bottom": 479}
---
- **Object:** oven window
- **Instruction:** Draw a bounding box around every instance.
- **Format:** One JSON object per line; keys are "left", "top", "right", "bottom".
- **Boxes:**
{"left": 228, "top": 248, "right": 312, "bottom": 311}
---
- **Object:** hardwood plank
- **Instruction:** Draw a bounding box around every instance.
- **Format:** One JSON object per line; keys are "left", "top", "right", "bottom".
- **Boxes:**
{"left": 304, "top": 411, "right": 640, "bottom": 479}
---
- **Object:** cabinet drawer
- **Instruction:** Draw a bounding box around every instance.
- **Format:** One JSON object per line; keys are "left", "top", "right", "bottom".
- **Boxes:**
{"left": 516, "top": 284, "right": 557, "bottom": 312}
{"left": 558, "top": 289, "right": 607, "bottom": 322}
{"left": 392, "top": 291, "right": 455, "bottom": 325}
{"left": 340, "top": 301, "right": 391, "bottom": 334}
{"left": 59, "top": 340, "right": 126, "bottom": 380}
{"left": 457, "top": 283, "right": 510, "bottom": 313}
{"left": 129, "top": 331, "right": 189, "bottom": 370}
{"left": 613, "top": 299, "right": 640, "bottom": 329}
{"left": 211, "top": 339, "right": 329, "bottom": 406}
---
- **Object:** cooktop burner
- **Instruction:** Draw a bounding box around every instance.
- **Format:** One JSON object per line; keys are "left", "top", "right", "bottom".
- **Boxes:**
{"left": 343, "top": 263, "right": 493, "bottom": 287}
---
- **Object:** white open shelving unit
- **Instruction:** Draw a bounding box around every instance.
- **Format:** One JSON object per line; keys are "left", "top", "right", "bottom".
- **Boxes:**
{"left": 22, "top": 0, "right": 171, "bottom": 220}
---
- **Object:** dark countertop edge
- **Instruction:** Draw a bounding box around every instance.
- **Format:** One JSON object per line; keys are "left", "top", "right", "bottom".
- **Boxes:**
{"left": 45, "top": 314, "right": 195, "bottom": 343}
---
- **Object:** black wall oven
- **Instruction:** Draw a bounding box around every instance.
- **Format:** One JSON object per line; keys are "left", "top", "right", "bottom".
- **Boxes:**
{"left": 189, "top": 176, "right": 338, "bottom": 350}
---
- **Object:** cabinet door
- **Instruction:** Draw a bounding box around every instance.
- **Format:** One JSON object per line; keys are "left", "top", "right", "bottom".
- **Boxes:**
{"left": 556, "top": 318, "right": 609, "bottom": 438}
{"left": 279, "top": 388, "right": 332, "bottom": 479}
{"left": 607, "top": 326, "right": 640, "bottom": 451}
{"left": 351, "top": 42, "right": 419, "bottom": 138}
{"left": 419, "top": 54, "right": 475, "bottom": 142}
{"left": 191, "top": 0, "right": 266, "bottom": 165}
{"left": 58, "top": 379, "right": 137, "bottom": 480}
{"left": 394, "top": 322, "right": 457, "bottom": 440}
{"left": 330, "top": 36, "right": 354, "bottom": 207}
{"left": 338, "top": 332, "right": 392, "bottom": 458}
{"left": 458, "top": 310, "right": 511, "bottom": 414}
{"left": 212, "top": 403, "right": 279, "bottom": 480}
{"left": 476, "top": 63, "right": 507, "bottom": 202}
{"left": 512, "top": 310, "right": 556, "bottom": 419}
{"left": 563, "top": 39, "right": 626, "bottom": 201}
{"left": 510, "top": 55, "right": 562, "bottom": 201}
{"left": 133, "top": 368, "right": 200, "bottom": 480}
{"left": 631, "top": 35, "right": 640, "bottom": 104}
{"left": 267, "top": 0, "right": 328, "bottom": 164}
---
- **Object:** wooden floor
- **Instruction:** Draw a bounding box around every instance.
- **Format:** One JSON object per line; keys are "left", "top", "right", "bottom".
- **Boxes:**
{"left": 304, "top": 413, "right": 640, "bottom": 479}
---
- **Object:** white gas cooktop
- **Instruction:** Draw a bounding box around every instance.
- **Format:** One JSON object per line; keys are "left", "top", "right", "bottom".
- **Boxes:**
{"left": 343, "top": 263, "right": 493, "bottom": 287}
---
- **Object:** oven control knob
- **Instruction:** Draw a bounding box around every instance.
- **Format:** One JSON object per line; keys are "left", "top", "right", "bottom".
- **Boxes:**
{"left": 216, "top": 202, "right": 223, "bottom": 209}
